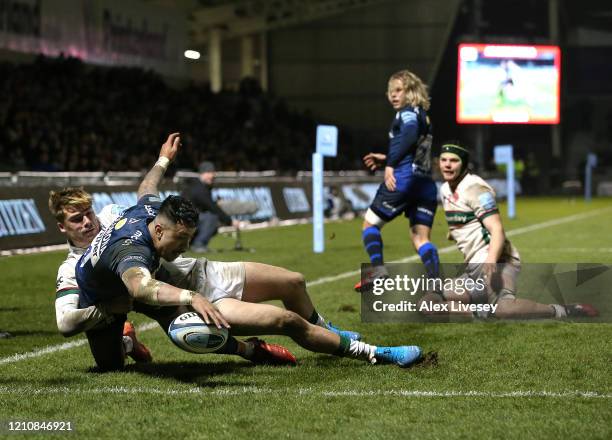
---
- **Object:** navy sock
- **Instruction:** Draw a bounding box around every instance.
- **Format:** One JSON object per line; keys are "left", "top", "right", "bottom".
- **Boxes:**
{"left": 362, "top": 226, "right": 383, "bottom": 265}
{"left": 417, "top": 242, "right": 440, "bottom": 278}
{"left": 215, "top": 335, "right": 239, "bottom": 355}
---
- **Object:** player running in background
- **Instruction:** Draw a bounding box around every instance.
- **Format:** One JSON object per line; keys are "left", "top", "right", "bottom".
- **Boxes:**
{"left": 418, "top": 142, "right": 598, "bottom": 319}
{"left": 357, "top": 70, "right": 439, "bottom": 291}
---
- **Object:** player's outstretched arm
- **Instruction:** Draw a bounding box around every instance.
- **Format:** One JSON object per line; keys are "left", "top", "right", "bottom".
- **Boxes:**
{"left": 55, "top": 292, "right": 132, "bottom": 337}
{"left": 137, "top": 132, "right": 181, "bottom": 198}
{"left": 120, "top": 266, "right": 230, "bottom": 329}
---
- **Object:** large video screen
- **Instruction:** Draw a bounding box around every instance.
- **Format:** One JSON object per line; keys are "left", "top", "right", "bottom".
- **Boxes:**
{"left": 457, "top": 44, "right": 560, "bottom": 124}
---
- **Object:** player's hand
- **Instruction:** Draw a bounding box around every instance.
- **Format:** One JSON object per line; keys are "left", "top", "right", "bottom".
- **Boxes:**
{"left": 191, "top": 294, "right": 230, "bottom": 329}
{"left": 101, "top": 296, "right": 133, "bottom": 314}
{"left": 159, "top": 132, "right": 181, "bottom": 162}
{"left": 384, "top": 166, "right": 396, "bottom": 191}
{"left": 481, "top": 262, "right": 498, "bottom": 284}
{"left": 363, "top": 153, "right": 386, "bottom": 171}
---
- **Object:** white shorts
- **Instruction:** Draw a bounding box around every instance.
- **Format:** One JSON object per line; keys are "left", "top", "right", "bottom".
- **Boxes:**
{"left": 462, "top": 259, "right": 521, "bottom": 304}
{"left": 159, "top": 257, "right": 245, "bottom": 303}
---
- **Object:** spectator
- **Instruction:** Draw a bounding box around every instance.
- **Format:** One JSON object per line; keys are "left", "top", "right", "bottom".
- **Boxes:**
{"left": 0, "top": 56, "right": 329, "bottom": 173}
{"left": 182, "top": 161, "right": 239, "bottom": 252}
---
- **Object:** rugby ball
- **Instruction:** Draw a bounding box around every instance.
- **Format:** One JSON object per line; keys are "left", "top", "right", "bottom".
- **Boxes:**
{"left": 168, "top": 312, "right": 228, "bottom": 354}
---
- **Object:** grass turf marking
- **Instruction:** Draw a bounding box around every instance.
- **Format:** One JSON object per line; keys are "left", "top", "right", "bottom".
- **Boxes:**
{"left": 307, "top": 207, "right": 612, "bottom": 287}
{"left": 0, "top": 386, "right": 609, "bottom": 399}
{"left": 1, "top": 206, "right": 610, "bottom": 366}
{"left": 0, "top": 323, "right": 158, "bottom": 366}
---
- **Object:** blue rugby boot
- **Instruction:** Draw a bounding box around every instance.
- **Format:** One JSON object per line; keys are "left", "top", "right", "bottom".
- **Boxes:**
{"left": 374, "top": 345, "right": 422, "bottom": 367}
{"left": 327, "top": 322, "right": 362, "bottom": 341}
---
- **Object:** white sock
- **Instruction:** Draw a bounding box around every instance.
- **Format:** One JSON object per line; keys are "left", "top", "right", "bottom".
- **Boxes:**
{"left": 551, "top": 304, "right": 567, "bottom": 319}
{"left": 308, "top": 309, "right": 327, "bottom": 328}
{"left": 315, "top": 314, "right": 327, "bottom": 328}
{"left": 347, "top": 340, "right": 377, "bottom": 363}
{"left": 122, "top": 335, "right": 133, "bottom": 354}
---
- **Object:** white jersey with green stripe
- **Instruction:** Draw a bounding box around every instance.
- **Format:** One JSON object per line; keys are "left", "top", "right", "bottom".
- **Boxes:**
{"left": 54, "top": 204, "right": 127, "bottom": 336}
{"left": 440, "top": 173, "right": 519, "bottom": 264}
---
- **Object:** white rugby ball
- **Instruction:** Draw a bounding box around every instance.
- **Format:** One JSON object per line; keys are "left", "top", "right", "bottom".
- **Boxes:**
{"left": 168, "top": 312, "right": 228, "bottom": 354}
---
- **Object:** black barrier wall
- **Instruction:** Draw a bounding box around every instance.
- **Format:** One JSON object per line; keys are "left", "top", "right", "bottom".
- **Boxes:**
{"left": 0, "top": 179, "right": 379, "bottom": 251}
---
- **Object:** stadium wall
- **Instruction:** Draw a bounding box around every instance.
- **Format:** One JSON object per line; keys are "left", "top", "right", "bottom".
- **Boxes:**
{"left": 267, "top": 0, "right": 460, "bottom": 145}
{"left": 0, "top": 0, "right": 188, "bottom": 79}
{"left": 0, "top": 176, "right": 380, "bottom": 252}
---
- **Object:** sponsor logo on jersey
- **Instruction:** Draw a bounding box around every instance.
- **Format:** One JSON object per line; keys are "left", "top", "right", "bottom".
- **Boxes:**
{"left": 478, "top": 192, "right": 497, "bottom": 210}
{"left": 119, "top": 255, "right": 148, "bottom": 264}
{"left": 122, "top": 230, "right": 143, "bottom": 246}
{"left": 446, "top": 211, "right": 476, "bottom": 225}
{"left": 128, "top": 218, "right": 140, "bottom": 224}
{"left": 144, "top": 205, "right": 156, "bottom": 217}
{"left": 88, "top": 216, "right": 122, "bottom": 266}
{"left": 114, "top": 218, "right": 127, "bottom": 230}
{"left": 382, "top": 201, "right": 397, "bottom": 213}
{"left": 400, "top": 111, "right": 417, "bottom": 124}
{"left": 417, "top": 207, "right": 434, "bottom": 217}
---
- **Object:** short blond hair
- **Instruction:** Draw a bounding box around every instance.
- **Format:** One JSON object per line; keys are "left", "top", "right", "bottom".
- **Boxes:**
{"left": 388, "top": 70, "right": 431, "bottom": 110}
{"left": 48, "top": 187, "right": 93, "bottom": 222}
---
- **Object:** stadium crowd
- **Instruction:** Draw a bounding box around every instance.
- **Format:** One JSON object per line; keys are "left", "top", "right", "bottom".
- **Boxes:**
{"left": 0, "top": 55, "right": 322, "bottom": 173}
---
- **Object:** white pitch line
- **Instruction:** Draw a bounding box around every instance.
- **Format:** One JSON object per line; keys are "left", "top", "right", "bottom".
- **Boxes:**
{"left": 307, "top": 206, "right": 612, "bottom": 287}
{"left": 520, "top": 248, "right": 612, "bottom": 253}
{"left": 504, "top": 208, "right": 612, "bottom": 237}
{"left": 1, "top": 206, "right": 610, "bottom": 366}
{"left": 0, "top": 322, "right": 158, "bottom": 366}
{"left": 0, "top": 386, "right": 609, "bottom": 399}
{"left": 0, "top": 339, "right": 89, "bottom": 365}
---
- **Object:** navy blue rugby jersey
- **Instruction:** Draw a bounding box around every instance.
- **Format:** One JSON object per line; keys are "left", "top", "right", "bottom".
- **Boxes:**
{"left": 76, "top": 194, "right": 162, "bottom": 308}
{"left": 387, "top": 105, "right": 432, "bottom": 178}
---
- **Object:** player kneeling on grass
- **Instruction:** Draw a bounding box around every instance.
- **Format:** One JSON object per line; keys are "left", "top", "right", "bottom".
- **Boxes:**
{"left": 418, "top": 142, "right": 598, "bottom": 320}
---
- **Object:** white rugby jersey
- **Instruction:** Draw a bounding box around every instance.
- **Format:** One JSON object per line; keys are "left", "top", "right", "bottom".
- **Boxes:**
{"left": 440, "top": 173, "right": 519, "bottom": 263}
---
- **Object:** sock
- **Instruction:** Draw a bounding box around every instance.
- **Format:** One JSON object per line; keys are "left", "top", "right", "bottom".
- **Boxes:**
{"left": 308, "top": 309, "right": 327, "bottom": 328}
{"left": 215, "top": 335, "right": 240, "bottom": 355}
{"left": 362, "top": 226, "right": 383, "bottom": 265}
{"left": 551, "top": 304, "right": 566, "bottom": 319}
{"left": 417, "top": 242, "right": 440, "bottom": 278}
{"left": 333, "top": 335, "right": 376, "bottom": 362}
{"left": 333, "top": 335, "right": 351, "bottom": 356}
{"left": 347, "top": 340, "right": 376, "bottom": 362}
{"left": 122, "top": 335, "right": 133, "bottom": 354}
{"left": 239, "top": 340, "right": 255, "bottom": 359}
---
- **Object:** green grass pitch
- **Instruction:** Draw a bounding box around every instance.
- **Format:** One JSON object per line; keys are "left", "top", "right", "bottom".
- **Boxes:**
{"left": 1, "top": 198, "right": 611, "bottom": 439}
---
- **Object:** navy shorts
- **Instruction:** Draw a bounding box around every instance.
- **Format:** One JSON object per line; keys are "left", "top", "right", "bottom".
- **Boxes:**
{"left": 369, "top": 175, "right": 438, "bottom": 226}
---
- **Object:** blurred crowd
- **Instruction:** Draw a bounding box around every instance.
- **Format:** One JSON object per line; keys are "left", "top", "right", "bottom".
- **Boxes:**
{"left": 0, "top": 55, "right": 322, "bottom": 173}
